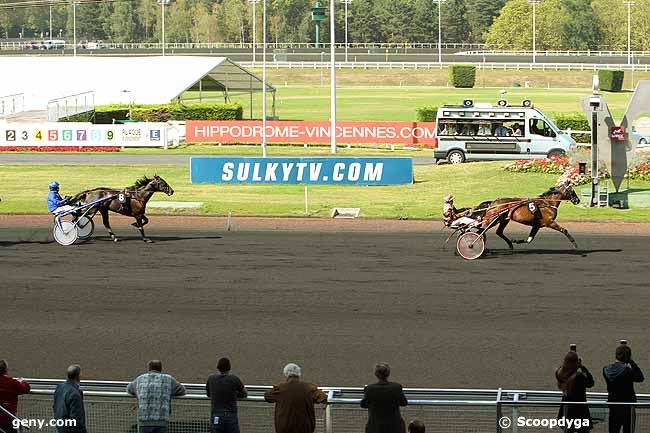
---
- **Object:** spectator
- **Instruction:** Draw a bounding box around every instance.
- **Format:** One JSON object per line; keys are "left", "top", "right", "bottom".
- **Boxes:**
{"left": 603, "top": 344, "right": 644, "bottom": 433}
{"left": 512, "top": 123, "right": 523, "bottom": 136}
{"left": 477, "top": 123, "right": 491, "bottom": 136}
{"left": 555, "top": 351, "right": 594, "bottom": 433}
{"left": 360, "top": 363, "right": 408, "bottom": 433}
{"left": 127, "top": 360, "right": 186, "bottom": 433}
{"left": 460, "top": 124, "right": 476, "bottom": 136}
{"left": 408, "top": 420, "right": 425, "bottom": 433}
{"left": 494, "top": 124, "right": 510, "bottom": 137}
{"left": 52, "top": 365, "right": 86, "bottom": 433}
{"left": 206, "top": 358, "right": 248, "bottom": 433}
{"left": 0, "top": 360, "right": 31, "bottom": 433}
{"left": 264, "top": 363, "right": 327, "bottom": 433}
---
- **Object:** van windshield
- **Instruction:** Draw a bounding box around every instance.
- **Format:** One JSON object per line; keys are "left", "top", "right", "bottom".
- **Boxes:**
{"left": 529, "top": 118, "right": 556, "bottom": 138}
{"left": 437, "top": 120, "right": 525, "bottom": 137}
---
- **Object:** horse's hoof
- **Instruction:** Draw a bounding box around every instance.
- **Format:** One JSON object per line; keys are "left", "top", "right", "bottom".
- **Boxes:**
{"left": 143, "top": 238, "right": 154, "bottom": 243}
{"left": 112, "top": 238, "right": 119, "bottom": 243}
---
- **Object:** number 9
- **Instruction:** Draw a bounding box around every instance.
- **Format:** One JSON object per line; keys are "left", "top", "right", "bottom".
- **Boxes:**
{"left": 107, "top": 131, "right": 114, "bottom": 140}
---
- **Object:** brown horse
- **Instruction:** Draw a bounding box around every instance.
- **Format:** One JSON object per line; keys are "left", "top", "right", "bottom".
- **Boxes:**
{"left": 71, "top": 175, "right": 174, "bottom": 243}
{"left": 481, "top": 181, "right": 580, "bottom": 250}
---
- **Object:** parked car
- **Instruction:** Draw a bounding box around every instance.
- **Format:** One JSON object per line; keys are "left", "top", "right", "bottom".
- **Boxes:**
{"left": 631, "top": 126, "right": 650, "bottom": 147}
{"left": 86, "top": 40, "right": 105, "bottom": 49}
{"left": 24, "top": 41, "right": 43, "bottom": 50}
{"left": 43, "top": 39, "right": 65, "bottom": 50}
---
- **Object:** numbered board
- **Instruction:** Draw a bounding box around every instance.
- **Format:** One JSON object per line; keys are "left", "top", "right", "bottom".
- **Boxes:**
{"left": 0, "top": 123, "right": 167, "bottom": 147}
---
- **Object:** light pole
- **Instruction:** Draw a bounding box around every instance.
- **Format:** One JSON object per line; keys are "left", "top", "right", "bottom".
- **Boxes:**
{"left": 158, "top": 0, "right": 170, "bottom": 56}
{"left": 329, "top": 0, "right": 336, "bottom": 153}
{"left": 434, "top": 0, "right": 446, "bottom": 64}
{"left": 529, "top": 0, "right": 541, "bottom": 63}
{"left": 248, "top": 0, "right": 259, "bottom": 64}
{"left": 49, "top": 2, "right": 52, "bottom": 39}
{"left": 262, "top": 0, "right": 267, "bottom": 156}
{"left": 340, "top": 0, "right": 352, "bottom": 62}
{"left": 624, "top": 1, "right": 634, "bottom": 65}
{"left": 72, "top": 0, "right": 76, "bottom": 56}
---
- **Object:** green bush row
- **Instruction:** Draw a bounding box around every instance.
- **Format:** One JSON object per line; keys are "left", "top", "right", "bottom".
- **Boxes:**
{"left": 415, "top": 105, "right": 438, "bottom": 122}
{"left": 77, "top": 103, "right": 244, "bottom": 124}
{"left": 598, "top": 70, "right": 625, "bottom": 92}
{"left": 448, "top": 65, "right": 476, "bottom": 88}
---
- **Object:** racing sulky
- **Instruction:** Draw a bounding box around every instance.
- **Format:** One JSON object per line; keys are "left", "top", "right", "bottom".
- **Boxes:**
{"left": 70, "top": 175, "right": 174, "bottom": 243}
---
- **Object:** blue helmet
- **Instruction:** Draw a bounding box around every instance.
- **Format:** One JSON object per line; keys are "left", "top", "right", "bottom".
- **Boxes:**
{"left": 49, "top": 181, "right": 60, "bottom": 191}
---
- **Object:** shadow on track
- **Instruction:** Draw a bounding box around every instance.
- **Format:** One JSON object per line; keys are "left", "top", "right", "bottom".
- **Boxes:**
{"left": 483, "top": 248, "right": 623, "bottom": 258}
{"left": 0, "top": 240, "right": 52, "bottom": 247}
{"left": 91, "top": 234, "right": 223, "bottom": 243}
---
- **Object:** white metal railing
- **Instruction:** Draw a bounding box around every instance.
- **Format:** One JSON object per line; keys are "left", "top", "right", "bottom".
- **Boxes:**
{"left": 459, "top": 49, "right": 650, "bottom": 57}
{"left": 46, "top": 91, "right": 94, "bottom": 122}
{"left": 0, "top": 93, "right": 25, "bottom": 117}
{"left": 14, "top": 379, "right": 650, "bottom": 433}
{"left": 239, "top": 61, "right": 650, "bottom": 71}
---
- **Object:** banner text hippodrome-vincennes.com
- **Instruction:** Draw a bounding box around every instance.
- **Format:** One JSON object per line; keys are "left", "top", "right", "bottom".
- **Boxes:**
{"left": 186, "top": 121, "right": 437, "bottom": 146}
{"left": 190, "top": 157, "right": 414, "bottom": 185}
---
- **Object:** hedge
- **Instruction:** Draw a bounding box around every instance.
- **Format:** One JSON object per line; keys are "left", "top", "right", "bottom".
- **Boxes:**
{"left": 86, "top": 102, "right": 244, "bottom": 124}
{"left": 598, "top": 70, "right": 624, "bottom": 92}
{"left": 448, "top": 65, "right": 476, "bottom": 88}
{"left": 549, "top": 112, "right": 590, "bottom": 143}
{"left": 415, "top": 105, "right": 438, "bottom": 122}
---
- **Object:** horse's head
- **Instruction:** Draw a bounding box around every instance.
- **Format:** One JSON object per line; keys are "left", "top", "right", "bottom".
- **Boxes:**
{"left": 152, "top": 175, "right": 174, "bottom": 196}
{"left": 556, "top": 180, "right": 580, "bottom": 205}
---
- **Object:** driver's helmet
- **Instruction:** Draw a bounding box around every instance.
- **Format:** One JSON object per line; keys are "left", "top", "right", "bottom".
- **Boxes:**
{"left": 444, "top": 194, "right": 454, "bottom": 203}
{"left": 49, "top": 181, "right": 60, "bottom": 191}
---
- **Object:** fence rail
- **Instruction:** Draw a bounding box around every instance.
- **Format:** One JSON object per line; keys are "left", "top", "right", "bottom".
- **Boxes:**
{"left": 458, "top": 49, "right": 650, "bottom": 57}
{"left": 238, "top": 61, "right": 650, "bottom": 71}
{"left": 13, "top": 379, "right": 650, "bottom": 433}
{"left": 0, "top": 93, "right": 25, "bottom": 117}
{"left": 46, "top": 91, "right": 94, "bottom": 122}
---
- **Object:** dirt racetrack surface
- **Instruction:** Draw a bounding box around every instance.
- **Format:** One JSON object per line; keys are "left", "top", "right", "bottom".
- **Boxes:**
{"left": 2, "top": 216, "right": 650, "bottom": 393}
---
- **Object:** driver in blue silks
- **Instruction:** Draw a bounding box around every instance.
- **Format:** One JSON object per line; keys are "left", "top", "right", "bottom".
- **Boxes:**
{"left": 47, "top": 181, "right": 74, "bottom": 214}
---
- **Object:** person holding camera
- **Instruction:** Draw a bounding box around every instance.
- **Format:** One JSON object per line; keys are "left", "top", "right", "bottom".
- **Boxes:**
{"left": 556, "top": 349, "right": 594, "bottom": 432}
{"left": 603, "top": 342, "right": 644, "bottom": 433}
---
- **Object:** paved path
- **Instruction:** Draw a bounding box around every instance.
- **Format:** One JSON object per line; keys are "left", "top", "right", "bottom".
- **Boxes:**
{"left": 0, "top": 153, "right": 437, "bottom": 165}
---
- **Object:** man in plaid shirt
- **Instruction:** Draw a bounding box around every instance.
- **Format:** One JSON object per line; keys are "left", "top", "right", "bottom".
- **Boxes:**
{"left": 127, "top": 360, "right": 186, "bottom": 433}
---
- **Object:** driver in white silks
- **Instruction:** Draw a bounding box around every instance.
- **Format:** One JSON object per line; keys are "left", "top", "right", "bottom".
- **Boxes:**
{"left": 442, "top": 194, "right": 477, "bottom": 228}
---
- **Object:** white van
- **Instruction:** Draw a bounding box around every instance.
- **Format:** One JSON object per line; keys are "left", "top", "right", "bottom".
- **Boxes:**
{"left": 433, "top": 100, "right": 576, "bottom": 164}
{"left": 43, "top": 39, "right": 66, "bottom": 50}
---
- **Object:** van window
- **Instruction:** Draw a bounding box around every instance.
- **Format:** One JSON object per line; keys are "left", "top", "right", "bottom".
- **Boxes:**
{"left": 438, "top": 120, "right": 525, "bottom": 137}
{"left": 529, "top": 118, "right": 556, "bottom": 138}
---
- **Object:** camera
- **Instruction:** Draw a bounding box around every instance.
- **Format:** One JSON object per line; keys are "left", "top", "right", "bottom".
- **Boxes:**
{"left": 570, "top": 344, "right": 577, "bottom": 352}
{"left": 620, "top": 339, "right": 628, "bottom": 345}
{"left": 589, "top": 96, "right": 601, "bottom": 109}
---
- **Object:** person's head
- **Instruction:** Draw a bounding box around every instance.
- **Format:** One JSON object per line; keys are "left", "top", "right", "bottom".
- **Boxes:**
{"left": 217, "top": 357, "right": 231, "bottom": 374}
{"left": 616, "top": 344, "right": 632, "bottom": 363}
{"left": 283, "top": 363, "right": 301, "bottom": 379}
{"left": 374, "top": 362, "right": 391, "bottom": 381}
{"left": 148, "top": 360, "right": 163, "bottom": 372}
{"left": 444, "top": 195, "right": 454, "bottom": 203}
{"left": 49, "top": 181, "right": 60, "bottom": 191}
{"left": 408, "top": 420, "right": 426, "bottom": 433}
{"left": 67, "top": 364, "right": 81, "bottom": 382}
{"left": 513, "top": 123, "right": 520, "bottom": 129}
{"left": 0, "top": 360, "right": 7, "bottom": 375}
{"left": 556, "top": 351, "right": 580, "bottom": 393}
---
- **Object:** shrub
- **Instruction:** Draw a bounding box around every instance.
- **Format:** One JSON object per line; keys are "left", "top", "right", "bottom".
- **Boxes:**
{"left": 448, "top": 65, "right": 476, "bottom": 88}
{"left": 598, "top": 70, "right": 625, "bottom": 92}
{"left": 549, "top": 112, "right": 590, "bottom": 143}
{"left": 93, "top": 103, "right": 244, "bottom": 124}
{"left": 415, "top": 106, "right": 438, "bottom": 122}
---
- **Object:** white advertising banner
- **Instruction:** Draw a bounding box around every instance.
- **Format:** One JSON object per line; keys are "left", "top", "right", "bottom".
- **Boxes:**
{"left": 0, "top": 122, "right": 171, "bottom": 147}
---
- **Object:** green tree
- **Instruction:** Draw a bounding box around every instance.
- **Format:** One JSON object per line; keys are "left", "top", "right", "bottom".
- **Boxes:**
{"left": 464, "top": 0, "right": 505, "bottom": 42}
{"left": 592, "top": 0, "right": 625, "bottom": 50}
{"left": 167, "top": 0, "right": 193, "bottom": 42}
{"left": 562, "top": 0, "right": 601, "bottom": 49}
{"left": 111, "top": 2, "right": 136, "bottom": 42}
{"left": 136, "top": 0, "right": 159, "bottom": 41}
{"left": 441, "top": 0, "right": 469, "bottom": 43}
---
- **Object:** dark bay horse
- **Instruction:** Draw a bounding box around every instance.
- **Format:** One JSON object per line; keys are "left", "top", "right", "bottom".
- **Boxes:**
{"left": 481, "top": 181, "right": 580, "bottom": 250}
{"left": 71, "top": 175, "right": 174, "bottom": 243}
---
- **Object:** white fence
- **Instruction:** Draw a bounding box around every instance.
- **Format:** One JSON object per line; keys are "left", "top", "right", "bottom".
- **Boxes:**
{"left": 47, "top": 91, "right": 95, "bottom": 122}
{"left": 0, "top": 93, "right": 25, "bottom": 117}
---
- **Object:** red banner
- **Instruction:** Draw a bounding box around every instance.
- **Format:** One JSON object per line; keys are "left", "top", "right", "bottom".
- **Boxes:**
{"left": 186, "top": 121, "right": 437, "bottom": 147}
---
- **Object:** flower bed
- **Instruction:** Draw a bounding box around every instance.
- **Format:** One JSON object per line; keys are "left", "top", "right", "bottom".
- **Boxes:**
{"left": 0, "top": 146, "right": 120, "bottom": 152}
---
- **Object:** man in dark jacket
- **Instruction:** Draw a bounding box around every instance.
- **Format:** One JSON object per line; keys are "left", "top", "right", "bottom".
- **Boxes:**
{"left": 206, "top": 358, "right": 247, "bottom": 433}
{"left": 264, "top": 363, "right": 327, "bottom": 433}
{"left": 53, "top": 365, "right": 86, "bottom": 433}
{"left": 0, "top": 360, "right": 31, "bottom": 433}
{"left": 603, "top": 344, "right": 644, "bottom": 433}
{"left": 360, "top": 363, "right": 408, "bottom": 433}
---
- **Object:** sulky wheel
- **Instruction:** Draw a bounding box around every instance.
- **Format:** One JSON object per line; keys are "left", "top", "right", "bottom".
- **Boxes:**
{"left": 456, "top": 231, "right": 485, "bottom": 260}
{"left": 76, "top": 216, "right": 95, "bottom": 240}
{"left": 53, "top": 221, "right": 79, "bottom": 246}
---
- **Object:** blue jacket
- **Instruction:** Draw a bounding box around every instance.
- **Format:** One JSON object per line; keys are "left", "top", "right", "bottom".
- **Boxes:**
{"left": 52, "top": 379, "right": 86, "bottom": 433}
{"left": 47, "top": 191, "right": 68, "bottom": 212}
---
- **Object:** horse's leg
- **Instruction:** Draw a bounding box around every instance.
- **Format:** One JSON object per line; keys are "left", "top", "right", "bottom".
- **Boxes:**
{"left": 132, "top": 214, "right": 149, "bottom": 228}
{"left": 134, "top": 215, "right": 153, "bottom": 243}
{"left": 495, "top": 219, "right": 514, "bottom": 250}
{"left": 546, "top": 221, "right": 578, "bottom": 249}
{"left": 100, "top": 208, "right": 118, "bottom": 242}
{"left": 514, "top": 224, "right": 541, "bottom": 244}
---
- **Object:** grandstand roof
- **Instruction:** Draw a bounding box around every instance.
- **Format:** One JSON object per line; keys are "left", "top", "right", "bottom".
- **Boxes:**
{"left": 0, "top": 56, "right": 274, "bottom": 110}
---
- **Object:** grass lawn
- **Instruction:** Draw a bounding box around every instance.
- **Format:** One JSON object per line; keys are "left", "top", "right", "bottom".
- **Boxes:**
{"left": 2, "top": 162, "right": 650, "bottom": 221}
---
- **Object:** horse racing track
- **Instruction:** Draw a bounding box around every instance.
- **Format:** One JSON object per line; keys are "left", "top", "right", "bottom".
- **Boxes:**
{"left": 1, "top": 216, "right": 650, "bottom": 392}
